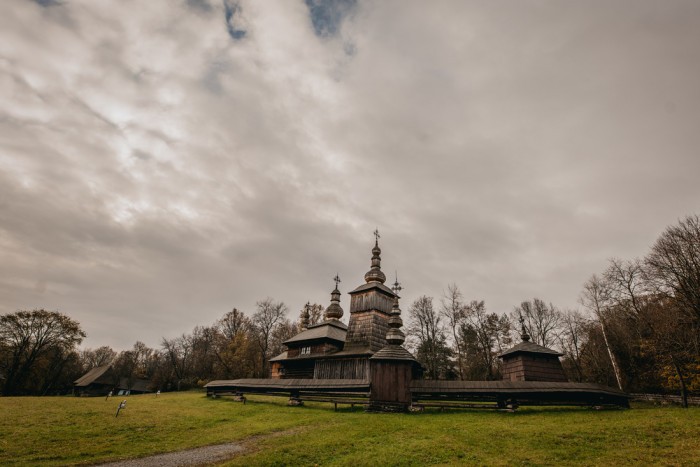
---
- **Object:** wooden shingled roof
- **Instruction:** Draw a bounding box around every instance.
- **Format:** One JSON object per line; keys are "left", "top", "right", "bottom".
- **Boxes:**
{"left": 498, "top": 341, "right": 563, "bottom": 358}
{"left": 370, "top": 345, "right": 418, "bottom": 361}
{"left": 283, "top": 320, "right": 347, "bottom": 345}
{"left": 204, "top": 378, "right": 370, "bottom": 392}
{"left": 73, "top": 364, "right": 113, "bottom": 387}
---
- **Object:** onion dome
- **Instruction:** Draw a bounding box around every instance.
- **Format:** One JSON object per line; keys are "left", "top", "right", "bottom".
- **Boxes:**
{"left": 301, "top": 302, "right": 311, "bottom": 330}
{"left": 325, "top": 274, "right": 344, "bottom": 320}
{"left": 386, "top": 295, "right": 405, "bottom": 345}
{"left": 519, "top": 315, "right": 531, "bottom": 342}
{"left": 364, "top": 232, "right": 386, "bottom": 284}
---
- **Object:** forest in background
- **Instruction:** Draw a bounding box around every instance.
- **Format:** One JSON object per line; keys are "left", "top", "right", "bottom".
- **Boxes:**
{"left": 1, "top": 215, "right": 698, "bottom": 401}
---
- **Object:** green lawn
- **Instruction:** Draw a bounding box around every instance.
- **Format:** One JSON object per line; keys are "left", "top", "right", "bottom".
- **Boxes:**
{"left": 0, "top": 392, "right": 698, "bottom": 466}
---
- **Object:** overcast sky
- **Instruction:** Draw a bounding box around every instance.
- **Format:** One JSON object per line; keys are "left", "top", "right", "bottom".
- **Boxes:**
{"left": 2, "top": 0, "right": 699, "bottom": 350}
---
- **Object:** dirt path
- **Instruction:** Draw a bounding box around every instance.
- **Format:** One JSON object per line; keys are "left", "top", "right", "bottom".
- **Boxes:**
{"left": 95, "top": 428, "right": 302, "bottom": 466}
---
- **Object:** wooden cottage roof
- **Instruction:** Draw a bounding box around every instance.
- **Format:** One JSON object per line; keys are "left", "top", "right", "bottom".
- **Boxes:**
{"left": 348, "top": 281, "right": 396, "bottom": 297}
{"left": 204, "top": 378, "right": 370, "bottom": 392}
{"left": 283, "top": 320, "right": 347, "bottom": 345}
{"left": 73, "top": 364, "right": 113, "bottom": 387}
{"left": 498, "top": 341, "right": 563, "bottom": 358}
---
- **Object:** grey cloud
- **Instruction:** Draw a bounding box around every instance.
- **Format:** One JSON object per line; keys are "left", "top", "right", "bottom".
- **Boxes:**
{"left": 1, "top": 0, "right": 699, "bottom": 348}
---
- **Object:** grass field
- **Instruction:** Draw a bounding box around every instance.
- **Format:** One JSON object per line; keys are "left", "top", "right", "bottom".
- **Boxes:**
{"left": 1, "top": 391, "right": 699, "bottom": 466}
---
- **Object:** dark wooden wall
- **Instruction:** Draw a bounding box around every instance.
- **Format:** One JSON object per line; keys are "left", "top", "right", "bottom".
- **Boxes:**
{"left": 314, "top": 357, "right": 369, "bottom": 379}
{"left": 369, "top": 360, "right": 412, "bottom": 404}
{"left": 350, "top": 291, "right": 394, "bottom": 314}
{"left": 502, "top": 354, "right": 568, "bottom": 382}
{"left": 287, "top": 342, "right": 342, "bottom": 358}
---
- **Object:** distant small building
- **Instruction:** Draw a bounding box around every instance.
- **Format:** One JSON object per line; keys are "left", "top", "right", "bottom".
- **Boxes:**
{"left": 73, "top": 365, "right": 154, "bottom": 396}
{"left": 73, "top": 364, "right": 116, "bottom": 396}
{"left": 499, "top": 321, "right": 568, "bottom": 382}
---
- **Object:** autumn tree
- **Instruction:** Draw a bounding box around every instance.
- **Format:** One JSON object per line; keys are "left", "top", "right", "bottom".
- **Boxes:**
{"left": 212, "top": 308, "right": 257, "bottom": 378}
{"left": 0, "top": 309, "right": 85, "bottom": 395}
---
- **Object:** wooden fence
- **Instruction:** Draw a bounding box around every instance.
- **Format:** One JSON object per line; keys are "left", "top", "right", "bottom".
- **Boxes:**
{"left": 631, "top": 393, "right": 700, "bottom": 406}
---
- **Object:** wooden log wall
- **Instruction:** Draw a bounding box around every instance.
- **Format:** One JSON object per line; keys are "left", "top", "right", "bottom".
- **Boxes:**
{"left": 314, "top": 358, "right": 369, "bottom": 379}
{"left": 344, "top": 311, "right": 390, "bottom": 352}
{"left": 350, "top": 291, "right": 394, "bottom": 314}
{"left": 502, "top": 355, "right": 568, "bottom": 382}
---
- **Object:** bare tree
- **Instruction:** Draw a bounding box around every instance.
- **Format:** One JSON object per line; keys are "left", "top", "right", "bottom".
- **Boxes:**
{"left": 408, "top": 296, "right": 452, "bottom": 379}
{"left": 461, "top": 300, "right": 509, "bottom": 380}
{"left": 297, "top": 303, "right": 324, "bottom": 329}
{"left": 252, "top": 298, "right": 288, "bottom": 377}
{"left": 440, "top": 284, "right": 467, "bottom": 379}
{"left": 580, "top": 275, "right": 624, "bottom": 390}
{"left": 161, "top": 334, "right": 195, "bottom": 390}
{"left": 604, "top": 257, "right": 648, "bottom": 323}
{"left": 513, "top": 298, "right": 561, "bottom": 348}
{"left": 558, "top": 310, "right": 588, "bottom": 382}
{"left": 645, "top": 214, "right": 700, "bottom": 321}
{"left": 79, "top": 346, "right": 117, "bottom": 370}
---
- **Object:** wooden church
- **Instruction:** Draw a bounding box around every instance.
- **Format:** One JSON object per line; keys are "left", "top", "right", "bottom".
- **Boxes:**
{"left": 270, "top": 233, "right": 421, "bottom": 381}
{"left": 206, "top": 232, "right": 629, "bottom": 411}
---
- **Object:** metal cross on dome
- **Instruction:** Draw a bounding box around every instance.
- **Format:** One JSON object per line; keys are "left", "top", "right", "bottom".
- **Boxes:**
{"left": 392, "top": 272, "right": 402, "bottom": 294}
{"left": 373, "top": 228, "right": 380, "bottom": 243}
{"left": 333, "top": 273, "right": 341, "bottom": 289}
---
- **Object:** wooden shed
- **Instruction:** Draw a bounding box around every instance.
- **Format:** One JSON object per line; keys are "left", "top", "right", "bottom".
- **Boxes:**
{"left": 499, "top": 328, "right": 568, "bottom": 382}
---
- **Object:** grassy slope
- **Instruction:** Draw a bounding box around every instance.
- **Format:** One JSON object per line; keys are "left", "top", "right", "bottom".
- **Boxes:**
{"left": 0, "top": 392, "right": 698, "bottom": 466}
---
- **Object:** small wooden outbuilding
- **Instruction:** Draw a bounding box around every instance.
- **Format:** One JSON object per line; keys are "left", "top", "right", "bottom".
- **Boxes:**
{"left": 499, "top": 323, "right": 568, "bottom": 382}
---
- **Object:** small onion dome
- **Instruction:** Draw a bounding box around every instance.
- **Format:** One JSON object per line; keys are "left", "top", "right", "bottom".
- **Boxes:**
{"left": 325, "top": 287, "right": 344, "bottom": 320}
{"left": 385, "top": 296, "right": 405, "bottom": 346}
{"left": 301, "top": 303, "right": 311, "bottom": 330}
{"left": 364, "top": 240, "right": 387, "bottom": 284}
{"left": 519, "top": 316, "right": 531, "bottom": 342}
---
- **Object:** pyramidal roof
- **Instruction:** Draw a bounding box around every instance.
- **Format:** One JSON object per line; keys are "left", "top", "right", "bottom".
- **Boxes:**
{"left": 282, "top": 319, "right": 347, "bottom": 345}
{"left": 498, "top": 340, "right": 563, "bottom": 358}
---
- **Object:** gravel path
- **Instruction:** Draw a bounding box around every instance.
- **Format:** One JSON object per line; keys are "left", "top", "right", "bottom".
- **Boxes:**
{"left": 97, "top": 442, "right": 246, "bottom": 467}
{"left": 94, "top": 428, "right": 302, "bottom": 467}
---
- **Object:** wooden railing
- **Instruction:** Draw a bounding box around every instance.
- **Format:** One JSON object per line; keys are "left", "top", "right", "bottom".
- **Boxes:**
{"left": 630, "top": 393, "right": 700, "bottom": 406}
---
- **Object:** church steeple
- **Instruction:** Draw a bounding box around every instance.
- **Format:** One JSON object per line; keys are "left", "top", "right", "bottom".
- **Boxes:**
{"left": 324, "top": 274, "right": 344, "bottom": 321}
{"left": 385, "top": 276, "right": 405, "bottom": 345}
{"left": 364, "top": 229, "right": 386, "bottom": 284}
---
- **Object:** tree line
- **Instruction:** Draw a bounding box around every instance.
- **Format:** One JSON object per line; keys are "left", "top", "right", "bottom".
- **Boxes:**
{"left": 0, "top": 298, "right": 315, "bottom": 395}
{"left": 406, "top": 215, "right": 699, "bottom": 406}
{"left": 1, "top": 215, "right": 697, "bottom": 400}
